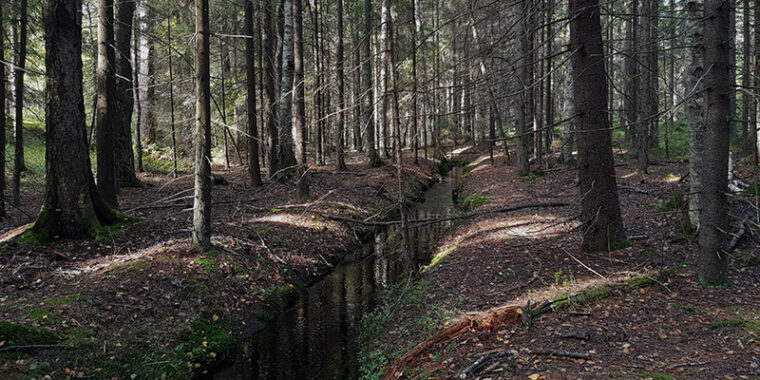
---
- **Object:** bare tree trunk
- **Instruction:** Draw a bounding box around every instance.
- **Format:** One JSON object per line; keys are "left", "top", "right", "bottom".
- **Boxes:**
{"left": 32, "top": 0, "right": 116, "bottom": 241}
{"left": 278, "top": 0, "right": 297, "bottom": 170}
{"left": 379, "top": 0, "right": 390, "bottom": 158}
{"left": 569, "top": 0, "right": 626, "bottom": 252}
{"left": 697, "top": 0, "right": 731, "bottom": 286}
{"left": 294, "top": 0, "right": 309, "bottom": 198}
{"left": 336, "top": 0, "right": 347, "bottom": 171}
{"left": 114, "top": 0, "right": 139, "bottom": 187}
{"left": 624, "top": 0, "right": 639, "bottom": 146}
{"left": 0, "top": 3, "right": 6, "bottom": 218}
{"left": 96, "top": 0, "right": 118, "bottom": 206}
{"left": 744, "top": 0, "right": 757, "bottom": 161}
{"left": 193, "top": 0, "right": 212, "bottom": 252}
{"left": 636, "top": 0, "right": 650, "bottom": 173}
{"left": 363, "top": 0, "right": 380, "bottom": 166}
{"left": 515, "top": 0, "right": 532, "bottom": 175}
{"left": 687, "top": 0, "right": 705, "bottom": 229}
{"left": 133, "top": 2, "right": 143, "bottom": 173}
{"left": 168, "top": 15, "right": 178, "bottom": 176}
{"left": 559, "top": 54, "right": 575, "bottom": 163}
{"left": 352, "top": 18, "right": 362, "bottom": 151}
{"left": 263, "top": 0, "right": 279, "bottom": 178}
{"left": 246, "top": 0, "right": 262, "bottom": 187}
{"left": 754, "top": 0, "right": 760, "bottom": 166}
{"left": 12, "top": 0, "right": 29, "bottom": 206}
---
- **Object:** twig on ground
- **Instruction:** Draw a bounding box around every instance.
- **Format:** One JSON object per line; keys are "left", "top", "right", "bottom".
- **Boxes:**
{"left": 455, "top": 350, "right": 515, "bottom": 379}
{"left": 0, "top": 344, "right": 72, "bottom": 353}
{"left": 530, "top": 350, "right": 590, "bottom": 360}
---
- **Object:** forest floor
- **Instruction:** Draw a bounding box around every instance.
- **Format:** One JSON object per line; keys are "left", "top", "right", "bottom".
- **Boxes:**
{"left": 0, "top": 149, "right": 447, "bottom": 379}
{"left": 366, "top": 148, "right": 760, "bottom": 380}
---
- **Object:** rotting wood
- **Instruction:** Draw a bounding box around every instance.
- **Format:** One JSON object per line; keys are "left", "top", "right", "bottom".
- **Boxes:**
{"left": 381, "top": 271, "right": 669, "bottom": 380}
{"left": 455, "top": 350, "right": 515, "bottom": 379}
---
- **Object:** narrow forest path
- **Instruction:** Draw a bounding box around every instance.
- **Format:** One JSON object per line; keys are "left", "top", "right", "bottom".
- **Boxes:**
{"left": 364, "top": 149, "right": 760, "bottom": 380}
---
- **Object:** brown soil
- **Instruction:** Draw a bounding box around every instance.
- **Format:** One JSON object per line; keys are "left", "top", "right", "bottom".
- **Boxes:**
{"left": 368, "top": 150, "right": 760, "bottom": 380}
{"left": 0, "top": 151, "right": 440, "bottom": 379}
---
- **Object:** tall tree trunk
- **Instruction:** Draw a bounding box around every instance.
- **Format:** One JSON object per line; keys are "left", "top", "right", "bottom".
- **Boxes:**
{"left": 560, "top": 55, "right": 575, "bottom": 163}
{"left": 263, "top": 0, "right": 279, "bottom": 177}
{"left": 142, "top": 13, "right": 156, "bottom": 144}
{"left": 636, "top": 0, "right": 650, "bottom": 173}
{"left": 114, "top": 0, "right": 139, "bottom": 187}
{"left": 294, "top": 0, "right": 309, "bottom": 198}
{"left": 363, "top": 0, "right": 380, "bottom": 166}
{"left": 352, "top": 21, "right": 362, "bottom": 151}
{"left": 687, "top": 0, "right": 705, "bottom": 229}
{"left": 168, "top": 15, "right": 178, "bottom": 176}
{"left": 647, "top": 0, "right": 660, "bottom": 150}
{"left": 96, "top": 0, "right": 118, "bottom": 206}
{"left": 193, "top": 0, "right": 212, "bottom": 252}
{"left": 743, "top": 0, "right": 757, "bottom": 161}
{"left": 32, "top": 0, "right": 116, "bottom": 241}
{"left": 569, "top": 0, "right": 626, "bottom": 251}
{"left": 624, "top": 0, "right": 639, "bottom": 146}
{"left": 133, "top": 2, "right": 143, "bottom": 173}
{"left": 0, "top": 3, "right": 6, "bottom": 218}
{"left": 335, "top": 0, "right": 347, "bottom": 171}
{"left": 12, "top": 0, "right": 29, "bottom": 206}
{"left": 411, "top": 0, "right": 419, "bottom": 164}
{"left": 278, "top": 0, "right": 297, "bottom": 170}
{"left": 515, "top": 0, "right": 531, "bottom": 175}
{"left": 379, "top": 0, "right": 390, "bottom": 158}
{"left": 697, "top": 0, "right": 731, "bottom": 286}
{"left": 754, "top": 0, "right": 760, "bottom": 166}
{"left": 246, "top": 0, "right": 262, "bottom": 187}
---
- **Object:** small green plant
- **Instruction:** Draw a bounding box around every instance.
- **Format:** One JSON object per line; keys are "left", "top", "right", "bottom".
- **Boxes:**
{"left": 639, "top": 370, "right": 674, "bottom": 380}
{"left": 612, "top": 238, "right": 632, "bottom": 251}
{"left": 659, "top": 192, "right": 687, "bottom": 212}
{"left": 194, "top": 257, "right": 220, "bottom": 276}
{"left": 43, "top": 294, "right": 90, "bottom": 306}
{"left": 554, "top": 270, "right": 575, "bottom": 287}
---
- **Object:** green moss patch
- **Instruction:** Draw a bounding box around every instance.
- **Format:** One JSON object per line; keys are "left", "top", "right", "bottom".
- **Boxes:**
{"left": 0, "top": 320, "right": 59, "bottom": 346}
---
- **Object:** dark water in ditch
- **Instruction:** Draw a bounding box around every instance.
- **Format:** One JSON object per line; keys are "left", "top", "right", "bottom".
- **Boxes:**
{"left": 210, "top": 168, "right": 460, "bottom": 380}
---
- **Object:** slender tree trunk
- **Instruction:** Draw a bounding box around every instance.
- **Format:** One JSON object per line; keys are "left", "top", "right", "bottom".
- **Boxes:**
{"left": 168, "top": 15, "right": 178, "bottom": 176}
{"left": 515, "top": 0, "right": 531, "bottom": 175}
{"left": 697, "top": 0, "right": 731, "bottom": 286}
{"left": 246, "top": 0, "right": 262, "bottom": 187}
{"left": 96, "top": 0, "right": 118, "bottom": 206}
{"left": 624, "top": 0, "right": 639, "bottom": 146}
{"left": 411, "top": 0, "right": 420, "bottom": 164}
{"left": 114, "top": 0, "right": 139, "bottom": 187}
{"left": 263, "top": 0, "right": 279, "bottom": 178}
{"left": 193, "top": 0, "right": 212, "bottom": 252}
{"left": 0, "top": 3, "right": 6, "bottom": 217}
{"left": 12, "top": 0, "right": 29, "bottom": 206}
{"left": 744, "top": 0, "right": 757, "bottom": 161}
{"left": 363, "top": 0, "right": 380, "bottom": 166}
{"left": 687, "top": 0, "right": 705, "bottom": 229}
{"left": 352, "top": 20, "right": 362, "bottom": 151}
{"left": 379, "top": 0, "right": 390, "bottom": 158}
{"left": 294, "top": 0, "right": 309, "bottom": 198}
{"left": 569, "top": 0, "right": 626, "bottom": 251}
{"left": 335, "top": 0, "right": 347, "bottom": 171}
{"left": 32, "top": 0, "right": 116, "bottom": 241}
{"left": 754, "top": 0, "right": 760, "bottom": 166}
{"left": 143, "top": 26, "right": 156, "bottom": 144}
{"left": 560, "top": 56, "right": 575, "bottom": 163}
{"left": 636, "top": 0, "right": 650, "bottom": 173}
{"left": 278, "top": 0, "right": 297, "bottom": 170}
{"left": 133, "top": 2, "right": 143, "bottom": 173}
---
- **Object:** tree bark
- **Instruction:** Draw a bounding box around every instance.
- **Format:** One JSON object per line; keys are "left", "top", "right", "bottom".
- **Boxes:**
{"left": 335, "top": 0, "right": 347, "bottom": 171}
{"left": 278, "top": 0, "right": 297, "bottom": 169}
{"left": 114, "top": 0, "right": 139, "bottom": 187}
{"left": 96, "top": 0, "right": 118, "bottom": 206}
{"left": 0, "top": 3, "right": 6, "bottom": 218}
{"left": 263, "top": 0, "right": 279, "bottom": 178}
{"left": 246, "top": 0, "right": 262, "bottom": 187}
{"left": 569, "top": 0, "right": 626, "bottom": 252}
{"left": 363, "top": 0, "right": 380, "bottom": 166}
{"left": 294, "top": 0, "right": 309, "bottom": 199}
{"left": 193, "top": 0, "right": 212, "bottom": 252}
{"left": 12, "top": 0, "right": 29, "bottom": 206}
{"left": 515, "top": 0, "right": 532, "bottom": 175}
{"left": 133, "top": 2, "right": 143, "bottom": 173}
{"left": 697, "top": 0, "right": 731, "bottom": 286}
{"left": 32, "top": 0, "right": 116, "bottom": 241}
{"left": 687, "top": 0, "right": 705, "bottom": 229}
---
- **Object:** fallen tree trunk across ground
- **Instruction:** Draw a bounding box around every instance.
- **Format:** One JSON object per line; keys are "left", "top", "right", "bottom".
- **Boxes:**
{"left": 381, "top": 271, "right": 670, "bottom": 380}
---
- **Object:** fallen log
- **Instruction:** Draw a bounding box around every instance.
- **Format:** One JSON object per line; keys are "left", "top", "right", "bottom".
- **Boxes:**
{"left": 381, "top": 271, "right": 670, "bottom": 380}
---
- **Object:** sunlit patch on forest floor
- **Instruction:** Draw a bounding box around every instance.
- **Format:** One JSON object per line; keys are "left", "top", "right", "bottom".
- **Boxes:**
{"left": 0, "top": 150, "right": 446, "bottom": 379}
{"left": 366, "top": 150, "right": 760, "bottom": 380}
